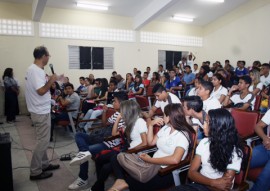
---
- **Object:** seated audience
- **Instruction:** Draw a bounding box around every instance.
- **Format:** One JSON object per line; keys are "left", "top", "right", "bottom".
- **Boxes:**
{"left": 187, "top": 77, "right": 202, "bottom": 96}
{"left": 146, "top": 66, "right": 152, "bottom": 80}
{"left": 115, "top": 74, "right": 126, "bottom": 91}
{"left": 193, "top": 63, "right": 199, "bottom": 74}
{"left": 158, "top": 64, "right": 165, "bottom": 76}
{"left": 210, "top": 73, "right": 228, "bottom": 104}
{"left": 150, "top": 72, "right": 160, "bottom": 87}
{"left": 197, "top": 80, "right": 221, "bottom": 113}
{"left": 67, "top": 93, "right": 128, "bottom": 190}
{"left": 142, "top": 72, "right": 150, "bottom": 89}
{"left": 109, "top": 103, "right": 195, "bottom": 191}
{"left": 249, "top": 109, "right": 270, "bottom": 191}
{"left": 51, "top": 83, "right": 80, "bottom": 141}
{"left": 235, "top": 60, "right": 248, "bottom": 77}
{"left": 165, "top": 69, "right": 182, "bottom": 96}
{"left": 76, "top": 76, "right": 85, "bottom": 93}
{"left": 260, "top": 63, "right": 270, "bottom": 87}
{"left": 144, "top": 83, "right": 181, "bottom": 119}
{"left": 170, "top": 108, "right": 243, "bottom": 191}
{"left": 223, "top": 76, "right": 255, "bottom": 111}
{"left": 125, "top": 73, "right": 134, "bottom": 92}
{"left": 249, "top": 69, "right": 263, "bottom": 95}
{"left": 182, "top": 65, "right": 196, "bottom": 92}
{"left": 128, "top": 74, "right": 144, "bottom": 97}
{"left": 198, "top": 65, "right": 210, "bottom": 81}
{"left": 50, "top": 81, "right": 61, "bottom": 101}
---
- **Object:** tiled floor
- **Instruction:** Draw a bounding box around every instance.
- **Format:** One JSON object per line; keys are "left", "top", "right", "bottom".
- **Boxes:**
{"left": 0, "top": 115, "right": 116, "bottom": 191}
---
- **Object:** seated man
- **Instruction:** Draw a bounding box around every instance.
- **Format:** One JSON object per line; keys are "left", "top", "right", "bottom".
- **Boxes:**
{"left": 249, "top": 108, "right": 270, "bottom": 191}
{"left": 182, "top": 96, "right": 206, "bottom": 140}
{"left": 182, "top": 65, "right": 196, "bottom": 92}
{"left": 165, "top": 69, "right": 182, "bottom": 96}
{"left": 51, "top": 83, "right": 80, "bottom": 141}
{"left": 197, "top": 80, "right": 221, "bottom": 113}
{"left": 223, "top": 75, "right": 255, "bottom": 111}
{"left": 143, "top": 83, "right": 181, "bottom": 120}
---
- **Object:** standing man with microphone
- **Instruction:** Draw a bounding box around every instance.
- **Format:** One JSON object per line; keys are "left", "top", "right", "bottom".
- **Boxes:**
{"left": 25, "top": 46, "right": 60, "bottom": 180}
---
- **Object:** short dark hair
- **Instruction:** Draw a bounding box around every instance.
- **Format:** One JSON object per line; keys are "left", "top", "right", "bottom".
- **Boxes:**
{"left": 184, "top": 65, "right": 191, "bottom": 69}
{"left": 159, "top": 64, "right": 163, "bottom": 68}
{"left": 64, "top": 83, "right": 74, "bottom": 89}
{"left": 182, "top": 96, "right": 203, "bottom": 112}
{"left": 152, "top": 83, "right": 166, "bottom": 94}
{"left": 194, "top": 63, "right": 198, "bottom": 66}
{"left": 110, "top": 79, "right": 117, "bottom": 86}
{"left": 33, "top": 46, "right": 48, "bottom": 59}
{"left": 239, "top": 75, "right": 251, "bottom": 85}
{"left": 200, "top": 80, "right": 214, "bottom": 95}
{"left": 262, "top": 63, "right": 270, "bottom": 69}
{"left": 79, "top": 76, "right": 85, "bottom": 80}
{"left": 143, "top": 72, "right": 149, "bottom": 75}
{"left": 114, "top": 92, "right": 128, "bottom": 103}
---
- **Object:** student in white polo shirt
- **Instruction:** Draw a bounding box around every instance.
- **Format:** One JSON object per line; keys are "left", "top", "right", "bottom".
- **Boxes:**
{"left": 143, "top": 83, "right": 181, "bottom": 120}
{"left": 197, "top": 80, "right": 221, "bottom": 113}
{"left": 260, "top": 63, "right": 270, "bottom": 87}
{"left": 223, "top": 75, "right": 255, "bottom": 111}
{"left": 170, "top": 109, "right": 243, "bottom": 191}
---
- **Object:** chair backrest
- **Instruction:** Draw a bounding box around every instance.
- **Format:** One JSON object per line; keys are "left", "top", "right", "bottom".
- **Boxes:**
{"left": 146, "top": 86, "right": 154, "bottom": 96}
{"left": 254, "top": 95, "right": 262, "bottom": 111}
{"left": 135, "top": 95, "right": 149, "bottom": 111}
{"left": 231, "top": 109, "right": 259, "bottom": 139}
{"left": 234, "top": 144, "right": 252, "bottom": 187}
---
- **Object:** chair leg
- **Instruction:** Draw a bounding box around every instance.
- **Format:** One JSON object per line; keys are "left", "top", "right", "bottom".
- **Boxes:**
{"left": 67, "top": 113, "right": 76, "bottom": 134}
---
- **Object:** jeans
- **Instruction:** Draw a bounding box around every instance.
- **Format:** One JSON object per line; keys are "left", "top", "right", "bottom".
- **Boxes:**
{"left": 75, "top": 132, "right": 108, "bottom": 180}
{"left": 250, "top": 144, "right": 270, "bottom": 191}
{"left": 79, "top": 109, "right": 103, "bottom": 132}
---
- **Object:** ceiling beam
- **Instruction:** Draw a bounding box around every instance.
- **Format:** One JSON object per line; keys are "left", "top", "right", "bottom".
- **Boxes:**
{"left": 32, "top": 0, "right": 47, "bottom": 22}
{"left": 133, "top": 0, "right": 179, "bottom": 30}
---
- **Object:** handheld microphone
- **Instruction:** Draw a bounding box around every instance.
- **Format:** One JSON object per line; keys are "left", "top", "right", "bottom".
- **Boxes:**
{"left": 49, "top": 63, "right": 54, "bottom": 74}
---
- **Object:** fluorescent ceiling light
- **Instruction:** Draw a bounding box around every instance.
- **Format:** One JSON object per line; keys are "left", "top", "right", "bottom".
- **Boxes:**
{"left": 200, "top": 0, "right": 224, "bottom": 3}
{"left": 172, "top": 15, "right": 194, "bottom": 22}
{"left": 76, "top": 1, "right": 109, "bottom": 10}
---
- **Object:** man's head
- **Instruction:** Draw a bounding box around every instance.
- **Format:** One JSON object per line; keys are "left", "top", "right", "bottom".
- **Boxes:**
{"left": 33, "top": 46, "right": 50, "bottom": 66}
{"left": 112, "top": 71, "right": 117, "bottom": 77}
{"left": 169, "top": 69, "right": 176, "bottom": 80}
{"left": 182, "top": 96, "right": 203, "bottom": 116}
{"left": 143, "top": 72, "right": 149, "bottom": 79}
{"left": 133, "top": 68, "right": 137, "bottom": 74}
{"left": 152, "top": 83, "right": 167, "bottom": 101}
{"left": 238, "top": 76, "right": 251, "bottom": 91}
{"left": 79, "top": 77, "right": 85, "bottom": 85}
{"left": 146, "top": 67, "right": 151, "bottom": 73}
{"left": 194, "top": 64, "right": 198, "bottom": 71}
{"left": 184, "top": 65, "right": 191, "bottom": 73}
{"left": 109, "top": 80, "right": 117, "bottom": 91}
{"left": 197, "top": 80, "right": 214, "bottom": 100}
{"left": 113, "top": 92, "right": 128, "bottom": 110}
{"left": 64, "top": 83, "right": 74, "bottom": 95}
{"left": 237, "top": 60, "right": 245, "bottom": 68}
{"left": 260, "top": 63, "right": 270, "bottom": 76}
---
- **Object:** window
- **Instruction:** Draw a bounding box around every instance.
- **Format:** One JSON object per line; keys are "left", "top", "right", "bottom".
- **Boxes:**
{"left": 68, "top": 45, "right": 114, "bottom": 69}
{"left": 158, "top": 50, "right": 188, "bottom": 70}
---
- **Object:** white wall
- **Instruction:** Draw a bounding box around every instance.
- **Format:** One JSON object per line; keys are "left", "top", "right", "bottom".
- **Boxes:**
{"left": 0, "top": 2, "right": 203, "bottom": 115}
{"left": 202, "top": 0, "right": 270, "bottom": 66}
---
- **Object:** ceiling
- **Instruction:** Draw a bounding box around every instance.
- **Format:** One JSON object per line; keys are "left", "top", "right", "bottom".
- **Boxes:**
{"left": 0, "top": 0, "right": 251, "bottom": 29}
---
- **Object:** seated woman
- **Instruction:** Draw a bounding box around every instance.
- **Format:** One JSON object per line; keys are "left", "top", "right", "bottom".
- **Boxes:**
{"left": 79, "top": 79, "right": 116, "bottom": 132}
{"left": 125, "top": 73, "right": 134, "bottom": 92}
{"left": 128, "top": 74, "right": 144, "bottom": 98}
{"left": 150, "top": 72, "right": 160, "bottom": 87}
{"left": 68, "top": 100, "right": 147, "bottom": 190}
{"left": 249, "top": 108, "right": 270, "bottom": 191}
{"left": 211, "top": 73, "right": 228, "bottom": 104}
{"left": 249, "top": 69, "right": 263, "bottom": 95}
{"left": 79, "top": 77, "right": 94, "bottom": 98}
{"left": 170, "top": 108, "right": 243, "bottom": 191}
{"left": 187, "top": 77, "right": 202, "bottom": 96}
{"left": 109, "top": 103, "right": 195, "bottom": 191}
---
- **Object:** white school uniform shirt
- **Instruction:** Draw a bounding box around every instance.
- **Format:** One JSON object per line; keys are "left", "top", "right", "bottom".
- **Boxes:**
{"left": 203, "top": 96, "right": 221, "bottom": 113}
{"left": 230, "top": 92, "right": 255, "bottom": 110}
{"left": 25, "top": 64, "right": 51, "bottom": 114}
{"left": 261, "top": 109, "right": 270, "bottom": 126}
{"left": 211, "top": 86, "right": 228, "bottom": 102}
{"left": 129, "top": 118, "right": 148, "bottom": 149}
{"left": 248, "top": 82, "right": 263, "bottom": 95}
{"left": 196, "top": 138, "right": 242, "bottom": 180}
{"left": 154, "top": 92, "right": 181, "bottom": 112}
{"left": 153, "top": 126, "right": 189, "bottom": 168}
{"left": 260, "top": 74, "right": 270, "bottom": 87}
{"left": 188, "top": 87, "right": 198, "bottom": 96}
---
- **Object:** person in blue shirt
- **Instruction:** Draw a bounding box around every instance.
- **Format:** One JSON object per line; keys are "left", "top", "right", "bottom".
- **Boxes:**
{"left": 166, "top": 69, "right": 182, "bottom": 96}
{"left": 235, "top": 60, "right": 248, "bottom": 77}
{"left": 183, "top": 65, "right": 196, "bottom": 92}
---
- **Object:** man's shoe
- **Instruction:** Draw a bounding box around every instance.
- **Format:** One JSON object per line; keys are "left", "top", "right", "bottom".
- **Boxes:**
{"left": 69, "top": 151, "right": 91, "bottom": 166}
{"left": 68, "top": 177, "right": 88, "bottom": 190}
{"left": 30, "top": 172, "right": 53, "bottom": 180}
{"left": 43, "top": 164, "right": 60, "bottom": 171}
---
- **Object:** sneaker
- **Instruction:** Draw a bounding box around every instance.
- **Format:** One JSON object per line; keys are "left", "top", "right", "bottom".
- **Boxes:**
{"left": 69, "top": 151, "right": 91, "bottom": 166}
{"left": 68, "top": 177, "right": 88, "bottom": 190}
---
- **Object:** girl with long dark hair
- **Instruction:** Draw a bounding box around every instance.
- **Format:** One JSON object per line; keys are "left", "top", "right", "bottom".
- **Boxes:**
{"left": 211, "top": 73, "right": 228, "bottom": 104}
{"left": 2, "top": 68, "right": 19, "bottom": 123}
{"left": 170, "top": 108, "right": 244, "bottom": 191}
{"left": 109, "top": 103, "right": 195, "bottom": 191}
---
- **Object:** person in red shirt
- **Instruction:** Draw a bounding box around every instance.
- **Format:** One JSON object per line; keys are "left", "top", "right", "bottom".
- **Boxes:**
{"left": 142, "top": 72, "right": 150, "bottom": 89}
